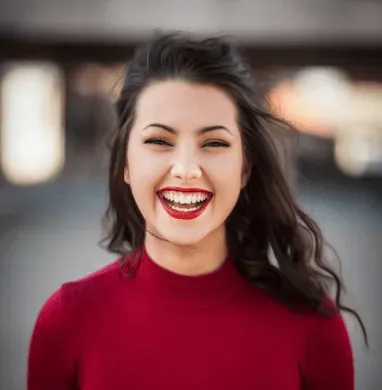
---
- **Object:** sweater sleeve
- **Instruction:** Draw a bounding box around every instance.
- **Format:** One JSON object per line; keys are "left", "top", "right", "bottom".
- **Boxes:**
{"left": 300, "top": 310, "right": 354, "bottom": 390}
{"left": 27, "top": 287, "right": 78, "bottom": 390}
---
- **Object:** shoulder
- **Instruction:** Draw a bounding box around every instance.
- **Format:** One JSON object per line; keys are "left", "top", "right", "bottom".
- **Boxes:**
{"left": 251, "top": 290, "right": 354, "bottom": 388}
{"left": 299, "top": 299, "right": 354, "bottom": 389}
{"left": 304, "top": 304, "right": 353, "bottom": 357}
{"left": 303, "top": 298, "right": 353, "bottom": 352}
{"left": 62, "top": 258, "right": 122, "bottom": 293}
{"left": 60, "top": 257, "right": 126, "bottom": 315}
{"left": 28, "top": 260, "right": 127, "bottom": 387}
{"left": 35, "top": 257, "right": 124, "bottom": 328}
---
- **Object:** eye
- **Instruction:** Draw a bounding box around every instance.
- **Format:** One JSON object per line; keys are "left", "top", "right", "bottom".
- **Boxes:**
{"left": 203, "top": 140, "right": 230, "bottom": 148}
{"left": 144, "top": 138, "right": 173, "bottom": 147}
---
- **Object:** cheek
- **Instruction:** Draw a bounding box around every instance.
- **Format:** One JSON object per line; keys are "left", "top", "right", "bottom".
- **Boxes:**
{"left": 126, "top": 143, "right": 152, "bottom": 202}
{"left": 128, "top": 174, "right": 158, "bottom": 223}
{"left": 127, "top": 138, "right": 160, "bottom": 182}
{"left": 126, "top": 141, "right": 167, "bottom": 212}
{"left": 216, "top": 172, "right": 242, "bottom": 204}
{"left": 203, "top": 148, "right": 244, "bottom": 186}
{"left": 206, "top": 158, "right": 244, "bottom": 209}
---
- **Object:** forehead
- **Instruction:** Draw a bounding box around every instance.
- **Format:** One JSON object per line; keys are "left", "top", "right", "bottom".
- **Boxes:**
{"left": 134, "top": 81, "right": 238, "bottom": 127}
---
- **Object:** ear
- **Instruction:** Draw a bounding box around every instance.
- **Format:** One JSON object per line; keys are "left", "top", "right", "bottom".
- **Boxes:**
{"left": 241, "top": 161, "right": 251, "bottom": 189}
{"left": 124, "top": 167, "right": 130, "bottom": 185}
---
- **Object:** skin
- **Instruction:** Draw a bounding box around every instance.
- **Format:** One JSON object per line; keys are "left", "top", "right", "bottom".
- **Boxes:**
{"left": 124, "top": 80, "right": 250, "bottom": 276}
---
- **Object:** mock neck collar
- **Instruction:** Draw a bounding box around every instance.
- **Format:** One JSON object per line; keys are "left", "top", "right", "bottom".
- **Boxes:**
{"left": 130, "top": 246, "right": 249, "bottom": 309}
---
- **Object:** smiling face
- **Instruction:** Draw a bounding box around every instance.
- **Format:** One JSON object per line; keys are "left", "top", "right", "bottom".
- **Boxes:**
{"left": 125, "top": 80, "right": 249, "bottom": 246}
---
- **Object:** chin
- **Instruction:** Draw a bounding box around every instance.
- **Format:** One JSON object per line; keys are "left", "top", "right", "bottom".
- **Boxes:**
{"left": 163, "top": 233, "right": 208, "bottom": 247}
{"left": 157, "top": 226, "right": 212, "bottom": 247}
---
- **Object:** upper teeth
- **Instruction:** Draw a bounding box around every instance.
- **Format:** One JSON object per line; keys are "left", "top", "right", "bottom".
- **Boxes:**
{"left": 162, "top": 191, "right": 209, "bottom": 204}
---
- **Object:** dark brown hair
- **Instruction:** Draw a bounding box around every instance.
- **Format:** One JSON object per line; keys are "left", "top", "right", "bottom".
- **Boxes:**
{"left": 101, "top": 31, "right": 368, "bottom": 346}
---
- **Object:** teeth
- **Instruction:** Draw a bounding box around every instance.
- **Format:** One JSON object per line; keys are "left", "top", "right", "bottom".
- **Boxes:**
{"left": 171, "top": 205, "right": 200, "bottom": 212}
{"left": 162, "top": 191, "right": 210, "bottom": 204}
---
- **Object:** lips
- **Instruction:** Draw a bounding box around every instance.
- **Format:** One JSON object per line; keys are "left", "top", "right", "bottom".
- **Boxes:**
{"left": 157, "top": 187, "right": 213, "bottom": 220}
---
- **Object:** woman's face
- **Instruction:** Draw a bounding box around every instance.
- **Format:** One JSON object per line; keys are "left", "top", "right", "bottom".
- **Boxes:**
{"left": 125, "top": 80, "right": 249, "bottom": 246}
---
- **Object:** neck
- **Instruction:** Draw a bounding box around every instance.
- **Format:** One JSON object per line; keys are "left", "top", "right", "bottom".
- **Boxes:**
{"left": 144, "top": 226, "right": 228, "bottom": 276}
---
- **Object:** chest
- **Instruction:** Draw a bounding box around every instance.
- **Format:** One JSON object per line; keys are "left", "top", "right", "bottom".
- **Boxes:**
{"left": 78, "top": 301, "right": 303, "bottom": 390}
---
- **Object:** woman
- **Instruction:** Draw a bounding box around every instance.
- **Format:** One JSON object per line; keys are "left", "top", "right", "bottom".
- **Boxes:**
{"left": 28, "top": 32, "right": 367, "bottom": 390}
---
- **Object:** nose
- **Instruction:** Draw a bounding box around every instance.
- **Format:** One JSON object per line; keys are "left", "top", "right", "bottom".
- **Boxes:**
{"left": 170, "top": 154, "right": 202, "bottom": 181}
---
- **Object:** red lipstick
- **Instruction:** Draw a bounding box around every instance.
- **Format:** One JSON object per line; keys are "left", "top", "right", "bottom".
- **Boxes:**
{"left": 157, "top": 187, "right": 213, "bottom": 220}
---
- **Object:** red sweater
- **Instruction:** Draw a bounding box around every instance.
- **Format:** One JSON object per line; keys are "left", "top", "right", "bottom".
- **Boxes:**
{"left": 28, "top": 249, "right": 354, "bottom": 390}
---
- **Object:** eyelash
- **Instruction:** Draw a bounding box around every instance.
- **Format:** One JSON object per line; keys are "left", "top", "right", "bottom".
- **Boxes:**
{"left": 144, "top": 138, "right": 230, "bottom": 148}
{"left": 204, "top": 141, "right": 229, "bottom": 148}
{"left": 144, "top": 139, "right": 171, "bottom": 146}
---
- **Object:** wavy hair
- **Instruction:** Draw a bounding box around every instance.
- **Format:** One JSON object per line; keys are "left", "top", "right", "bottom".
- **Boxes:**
{"left": 100, "top": 31, "right": 368, "bottom": 346}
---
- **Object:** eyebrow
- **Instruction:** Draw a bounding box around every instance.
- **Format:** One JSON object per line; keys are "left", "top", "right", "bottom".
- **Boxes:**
{"left": 143, "top": 123, "right": 233, "bottom": 135}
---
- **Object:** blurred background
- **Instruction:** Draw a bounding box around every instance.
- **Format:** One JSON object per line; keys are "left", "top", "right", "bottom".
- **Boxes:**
{"left": 0, "top": 0, "right": 381, "bottom": 389}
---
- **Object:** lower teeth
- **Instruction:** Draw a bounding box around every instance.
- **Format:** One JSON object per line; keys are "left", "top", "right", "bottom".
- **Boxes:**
{"left": 165, "top": 199, "right": 205, "bottom": 212}
{"left": 170, "top": 204, "right": 202, "bottom": 212}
